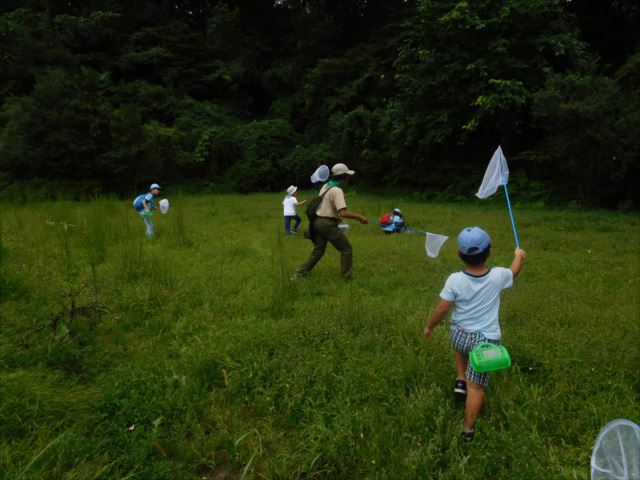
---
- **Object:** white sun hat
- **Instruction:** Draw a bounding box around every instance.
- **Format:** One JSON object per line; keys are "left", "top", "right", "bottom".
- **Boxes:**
{"left": 286, "top": 185, "right": 297, "bottom": 195}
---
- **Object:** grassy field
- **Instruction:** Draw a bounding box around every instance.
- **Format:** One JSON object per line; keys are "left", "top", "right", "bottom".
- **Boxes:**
{"left": 1, "top": 192, "right": 638, "bottom": 479}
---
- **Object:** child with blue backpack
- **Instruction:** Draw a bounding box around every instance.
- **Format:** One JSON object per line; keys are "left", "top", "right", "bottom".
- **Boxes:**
{"left": 133, "top": 183, "right": 161, "bottom": 238}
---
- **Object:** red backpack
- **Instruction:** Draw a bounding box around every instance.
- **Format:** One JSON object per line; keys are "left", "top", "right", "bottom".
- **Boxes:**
{"left": 379, "top": 213, "right": 393, "bottom": 226}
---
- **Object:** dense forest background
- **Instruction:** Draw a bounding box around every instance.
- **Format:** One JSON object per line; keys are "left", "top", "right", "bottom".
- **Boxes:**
{"left": 0, "top": 0, "right": 638, "bottom": 208}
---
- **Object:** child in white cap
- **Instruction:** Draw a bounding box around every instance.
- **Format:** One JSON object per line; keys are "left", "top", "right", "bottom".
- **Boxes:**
{"left": 282, "top": 185, "right": 307, "bottom": 235}
{"left": 132, "top": 183, "right": 162, "bottom": 238}
{"left": 423, "top": 226, "right": 526, "bottom": 442}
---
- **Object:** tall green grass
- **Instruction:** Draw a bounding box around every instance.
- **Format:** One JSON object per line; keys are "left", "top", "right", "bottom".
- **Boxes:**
{"left": 0, "top": 193, "right": 638, "bottom": 479}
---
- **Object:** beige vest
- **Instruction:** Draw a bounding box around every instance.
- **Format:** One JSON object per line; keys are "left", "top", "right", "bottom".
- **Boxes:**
{"left": 316, "top": 185, "right": 347, "bottom": 218}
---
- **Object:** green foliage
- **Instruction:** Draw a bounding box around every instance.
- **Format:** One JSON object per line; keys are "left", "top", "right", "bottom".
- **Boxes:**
{"left": 0, "top": 67, "right": 112, "bottom": 180}
{"left": 388, "top": 0, "right": 589, "bottom": 182}
{"left": 330, "top": 106, "right": 390, "bottom": 180}
{"left": 104, "top": 103, "right": 150, "bottom": 180}
{"left": 283, "top": 143, "right": 337, "bottom": 187}
{"left": 54, "top": 10, "right": 122, "bottom": 66}
{"left": 0, "top": 1, "right": 638, "bottom": 207}
{"left": 0, "top": 179, "right": 102, "bottom": 203}
{"left": 118, "top": 19, "right": 220, "bottom": 100}
{"left": 225, "top": 119, "right": 300, "bottom": 192}
{"left": 531, "top": 72, "right": 636, "bottom": 207}
{"left": 194, "top": 125, "right": 240, "bottom": 179}
{"left": 205, "top": 3, "right": 258, "bottom": 106}
{"left": 177, "top": 100, "right": 238, "bottom": 169}
{"left": 0, "top": 8, "right": 74, "bottom": 97}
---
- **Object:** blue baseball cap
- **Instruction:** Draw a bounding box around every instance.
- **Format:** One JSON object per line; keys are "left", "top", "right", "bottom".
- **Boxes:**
{"left": 150, "top": 183, "right": 161, "bottom": 190}
{"left": 457, "top": 227, "right": 491, "bottom": 255}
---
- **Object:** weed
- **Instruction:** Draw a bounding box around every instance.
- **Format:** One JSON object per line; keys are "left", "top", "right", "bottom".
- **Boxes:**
{"left": 80, "top": 205, "right": 108, "bottom": 303}
{"left": 169, "top": 196, "right": 193, "bottom": 247}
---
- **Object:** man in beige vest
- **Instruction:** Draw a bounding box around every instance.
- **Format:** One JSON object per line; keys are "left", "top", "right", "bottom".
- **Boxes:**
{"left": 294, "top": 163, "right": 368, "bottom": 279}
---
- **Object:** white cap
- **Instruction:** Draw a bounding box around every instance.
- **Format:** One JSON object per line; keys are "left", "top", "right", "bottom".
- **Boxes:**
{"left": 331, "top": 163, "right": 355, "bottom": 176}
{"left": 286, "top": 185, "right": 297, "bottom": 195}
{"left": 150, "top": 183, "right": 161, "bottom": 190}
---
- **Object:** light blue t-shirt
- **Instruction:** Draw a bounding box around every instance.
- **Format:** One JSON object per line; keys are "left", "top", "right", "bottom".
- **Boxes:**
{"left": 440, "top": 267, "right": 513, "bottom": 340}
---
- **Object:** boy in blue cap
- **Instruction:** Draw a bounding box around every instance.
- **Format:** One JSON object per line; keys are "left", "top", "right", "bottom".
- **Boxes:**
{"left": 133, "top": 183, "right": 161, "bottom": 238}
{"left": 423, "top": 226, "right": 526, "bottom": 441}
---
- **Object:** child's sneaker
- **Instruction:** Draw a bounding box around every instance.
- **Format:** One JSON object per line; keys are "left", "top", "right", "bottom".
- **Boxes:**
{"left": 454, "top": 379, "right": 467, "bottom": 401}
{"left": 461, "top": 428, "right": 475, "bottom": 442}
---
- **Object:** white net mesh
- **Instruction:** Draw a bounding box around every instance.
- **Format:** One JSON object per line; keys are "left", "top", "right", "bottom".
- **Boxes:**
{"left": 310, "top": 165, "right": 330, "bottom": 184}
{"left": 591, "top": 419, "right": 640, "bottom": 480}
{"left": 159, "top": 199, "right": 169, "bottom": 214}
{"left": 476, "top": 145, "right": 509, "bottom": 199}
{"left": 425, "top": 233, "right": 448, "bottom": 258}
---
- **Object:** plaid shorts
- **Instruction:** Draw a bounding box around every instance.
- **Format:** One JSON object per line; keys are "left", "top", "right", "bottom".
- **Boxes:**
{"left": 450, "top": 328, "right": 500, "bottom": 388}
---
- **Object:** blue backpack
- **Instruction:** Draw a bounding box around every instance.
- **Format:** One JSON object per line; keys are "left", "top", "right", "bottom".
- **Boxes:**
{"left": 132, "top": 194, "right": 145, "bottom": 211}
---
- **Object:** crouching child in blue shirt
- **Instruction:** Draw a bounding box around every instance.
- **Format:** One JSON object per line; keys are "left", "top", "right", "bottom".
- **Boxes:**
{"left": 380, "top": 208, "right": 406, "bottom": 234}
{"left": 133, "top": 183, "right": 162, "bottom": 238}
{"left": 423, "top": 227, "right": 526, "bottom": 441}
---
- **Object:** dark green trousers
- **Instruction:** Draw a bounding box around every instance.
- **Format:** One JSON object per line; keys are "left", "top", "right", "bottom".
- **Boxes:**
{"left": 296, "top": 217, "right": 353, "bottom": 278}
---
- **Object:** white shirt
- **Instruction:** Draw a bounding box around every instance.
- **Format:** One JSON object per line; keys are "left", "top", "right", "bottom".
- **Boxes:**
{"left": 283, "top": 195, "right": 298, "bottom": 216}
{"left": 440, "top": 267, "right": 513, "bottom": 340}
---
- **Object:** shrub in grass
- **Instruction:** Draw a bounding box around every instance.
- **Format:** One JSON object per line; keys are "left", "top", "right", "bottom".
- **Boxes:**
{"left": 116, "top": 241, "right": 174, "bottom": 314}
{"left": 168, "top": 196, "right": 193, "bottom": 248}
{"left": 0, "top": 226, "right": 24, "bottom": 299}
{"left": 80, "top": 205, "right": 108, "bottom": 304}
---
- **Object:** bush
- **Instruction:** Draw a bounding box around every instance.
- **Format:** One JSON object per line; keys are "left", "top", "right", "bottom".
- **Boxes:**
{"left": 0, "top": 179, "right": 102, "bottom": 202}
{"left": 224, "top": 119, "right": 300, "bottom": 192}
{"left": 283, "top": 143, "right": 336, "bottom": 188}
